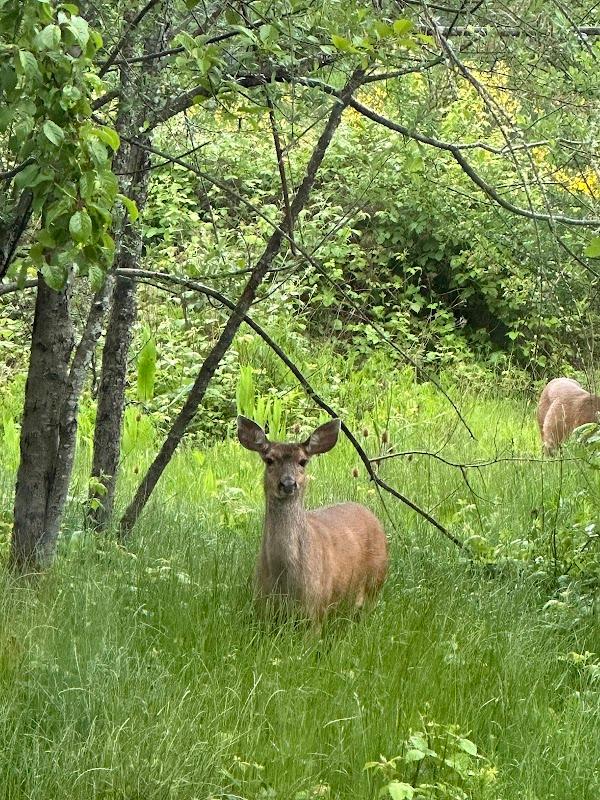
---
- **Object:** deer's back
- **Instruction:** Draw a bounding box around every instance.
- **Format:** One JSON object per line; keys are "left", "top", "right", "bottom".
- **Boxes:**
{"left": 538, "top": 377, "right": 600, "bottom": 451}
{"left": 306, "top": 501, "right": 388, "bottom": 600}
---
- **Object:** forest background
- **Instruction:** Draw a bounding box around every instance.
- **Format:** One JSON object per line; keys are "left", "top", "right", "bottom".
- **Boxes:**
{"left": 1, "top": 1, "right": 599, "bottom": 798}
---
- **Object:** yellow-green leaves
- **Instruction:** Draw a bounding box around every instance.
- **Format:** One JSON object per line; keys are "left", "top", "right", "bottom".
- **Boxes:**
{"left": 137, "top": 330, "right": 158, "bottom": 402}
{"left": 117, "top": 194, "right": 139, "bottom": 222}
{"left": 584, "top": 236, "right": 600, "bottom": 258}
{"left": 94, "top": 126, "right": 120, "bottom": 152}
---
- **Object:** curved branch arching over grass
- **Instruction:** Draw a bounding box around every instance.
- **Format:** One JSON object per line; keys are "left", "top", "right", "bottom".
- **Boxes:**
{"left": 116, "top": 267, "right": 466, "bottom": 551}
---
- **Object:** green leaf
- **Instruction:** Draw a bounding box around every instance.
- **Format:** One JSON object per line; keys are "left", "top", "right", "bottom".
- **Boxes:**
{"left": 43, "top": 120, "right": 65, "bottom": 146}
{"left": 373, "top": 21, "right": 393, "bottom": 38}
{"left": 444, "top": 752, "right": 472, "bottom": 776}
{"left": 137, "top": 330, "right": 157, "bottom": 401}
{"left": 404, "top": 749, "right": 425, "bottom": 762}
{"left": 41, "top": 262, "right": 68, "bottom": 291}
{"left": 79, "top": 171, "right": 96, "bottom": 200}
{"left": 229, "top": 24, "right": 259, "bottom": 44}
{"left": 13, "top": 163, "right": 40, "bottom": 189}
{"left": 88, "top": 202, "right": 112, "bottom": 225}
{"left": 387, "top": 782, "right": 414, "bottom": 800}
{"left": 66, "top": 16, "right": 89, "bottom": 48}
{"left": 259, "top": 24, "right": 279, "bottom": 44}
{"left": 17, "top": 50, "right": 42, "bottom": 80}
{"left": 331, "top": 34, "right": 353, "bottom": 52}
{"left": 88, "top": 263, "right": 106, "bottom": 291}
{"left": 173, "top": 31, "right": 198, "bottom": 53}
{"left": 457, "top": 737, "right": 478, "bottom": 756}
{"left": 86, "top": 137, "right": 108, "bottom": 167}
{"left": 0, "top": 63, "right": 17, "bottom": 92}
{"left": 36, "top": 229, "right": 56, "bottom": 248}
{"left": 69, "top": 210, "right": 93, "bottom": 243}
{"left": 62, "top": 84, "right": 82, "bottom": 104}
{"left": 584, "top": 236, "right": 600, "bottom": 258}
{"left": 34, "top": 24, "right": 61, "bottom": 51}
{"left": 45, "top": 196, "right": 73, "bottom": 227}
{"left": 393, "top": 19, "right": 413, "bottom": 36}
{"left": 117, "top": 193, "right": 139, "bottom": 221}
{"left": 408, "top": 734, "right": 430, "bottom": 753}
{"left": 224, "top": 8, "right": 241, "bottom": 25}
{"left": 94, "top": 126, "right": 120, "bottom": 151}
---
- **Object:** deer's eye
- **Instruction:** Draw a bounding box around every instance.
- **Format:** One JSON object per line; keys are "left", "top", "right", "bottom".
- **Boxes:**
{"left": 298, "top": 458, "right": 308, "bottom": 468}
{"left": 264, "top": 456, "right": 274, "bottom": 466}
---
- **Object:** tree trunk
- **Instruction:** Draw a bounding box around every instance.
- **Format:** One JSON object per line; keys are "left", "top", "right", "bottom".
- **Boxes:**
{"left": 10, "top": 278, "right": 74, "bottom": 571}
{"left": 87, "top": 141, "right": 150, "bottom": 529}
{"left": 42, "top": 277, "right": 114, "bottom": 547}
{"left": 87, "top": 271, "right": 138, "bottom": 528}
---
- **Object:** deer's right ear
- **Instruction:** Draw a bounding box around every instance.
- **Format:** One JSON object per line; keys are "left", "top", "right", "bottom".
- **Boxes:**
{"left": 237, "top": 416, "right": 268, "bottom": 452}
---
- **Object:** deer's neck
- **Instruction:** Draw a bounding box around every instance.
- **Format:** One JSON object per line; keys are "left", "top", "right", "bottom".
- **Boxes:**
{"left": 263, "top": 495, "right": 310, "bottom": 577}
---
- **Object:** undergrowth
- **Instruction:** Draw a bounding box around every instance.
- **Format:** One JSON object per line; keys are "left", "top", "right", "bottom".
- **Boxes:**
{"left": 0, "top": 362, "right": 598, "bottom": 799}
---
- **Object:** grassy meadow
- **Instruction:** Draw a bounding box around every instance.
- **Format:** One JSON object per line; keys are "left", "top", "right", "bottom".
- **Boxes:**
{"left": 0, "top": 365, "right": 599, "bottom": 800}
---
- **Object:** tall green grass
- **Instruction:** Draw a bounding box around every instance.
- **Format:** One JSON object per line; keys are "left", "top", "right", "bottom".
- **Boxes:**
{"left": 0, "top": 373, "right": 598, "bottom": 799}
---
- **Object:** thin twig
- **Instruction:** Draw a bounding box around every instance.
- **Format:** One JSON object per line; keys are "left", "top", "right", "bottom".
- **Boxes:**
{"left": 99, "top": 0, "right": 163, "bottom": 77}
{"left": 0, "top": 158, "right": 35, "bottom": 181}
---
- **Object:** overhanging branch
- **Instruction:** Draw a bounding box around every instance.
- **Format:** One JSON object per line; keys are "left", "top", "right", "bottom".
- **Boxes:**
{"left": 116, "top": 267, "right": 466, "bottom": 550}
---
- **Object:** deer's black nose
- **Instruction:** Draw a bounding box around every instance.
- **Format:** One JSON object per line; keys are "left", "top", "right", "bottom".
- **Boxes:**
{"left": 279, "top": 477, "right": 297, "bottom": 494}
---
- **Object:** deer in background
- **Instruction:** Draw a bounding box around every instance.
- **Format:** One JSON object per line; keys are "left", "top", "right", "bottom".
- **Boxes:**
{"left": 537, "top": 377, "right": 600, "bottom": 454}
{"left": 237, "top": 416, "right": 388, "bottom": 623}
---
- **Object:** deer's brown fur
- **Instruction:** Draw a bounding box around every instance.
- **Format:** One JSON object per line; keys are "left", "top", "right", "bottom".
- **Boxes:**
{"left": 237, "top": 416, "right": 388, "bottom": 622}
{"left": 537, "top": 377, "right": 600, "bottom": 454}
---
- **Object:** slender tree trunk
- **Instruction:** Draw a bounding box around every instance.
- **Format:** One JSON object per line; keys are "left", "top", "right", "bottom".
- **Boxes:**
{"left": 43, "top": 277, "right": 114, "bottom": 546}
{"left": 87, "top": 271, "right": 138, "bottom": 528}
{"left": 87, "top": 136, "right": 151, "bottom": 532}
{"left": 87, "top": 10, "right": 165, "bottom": 530}
{"left": 10, "top": 278, "right": 73, "bottom": 571}
{"left": 119, "top": 71, "right": 364, "bottom": 537}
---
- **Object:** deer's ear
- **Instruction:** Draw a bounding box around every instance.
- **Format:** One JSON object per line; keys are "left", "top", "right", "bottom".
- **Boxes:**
{"left": 237, "top": 416, "right": 268, "bottom": 452}
{"left": 304, "top": 418, "right": 341, "bottom": 456}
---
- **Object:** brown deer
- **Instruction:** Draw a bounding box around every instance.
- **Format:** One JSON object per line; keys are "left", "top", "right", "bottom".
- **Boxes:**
{"left": 537, "top": 377, "right": 600, "bottom": 454}
{"left": 237, "top": 416, "right": 388, "bottom": 622}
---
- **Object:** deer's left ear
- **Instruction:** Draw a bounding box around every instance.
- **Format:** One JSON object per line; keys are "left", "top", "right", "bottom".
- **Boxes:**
{"left": 304, "top": 418, "right": 341, "bottom": 456}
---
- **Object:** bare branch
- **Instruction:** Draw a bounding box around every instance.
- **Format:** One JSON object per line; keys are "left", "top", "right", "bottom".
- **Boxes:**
{"left": 0, "top": 278, "right": 38, "bottom": 297}
{"left": 286, "top": 77, "right": 600, "bottom": 228}
{"left": 149, "top": 54, "right": 336, "bottom": 128}
{"left": 118, "top": 70, "right": 366, "bottom": 537}
{"left": 92, "top": 89, "right": 120, "bottom": 111}
{"left": 98, "top": 0, "right": 162, "bottom": 77}
{"left": 370, "top": 450, "right": 581, "bottom": 468}
{"left": 265, "top": 91, "right": 295, "bottom": 254}
{"left": 116, "top": 267, "right": 466, "bottom": 550}
{"left": 0, "top": 158, "right": 35, "bottom": 181}
{"left": 0, "top": 191, "right": 33, "bottom": 281}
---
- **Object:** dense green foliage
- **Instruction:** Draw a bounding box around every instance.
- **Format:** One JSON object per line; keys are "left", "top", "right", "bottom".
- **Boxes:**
{"left": 0, "top": 0, "right": 123, "bottom": 287}
{"left": 1, "top": 1, "right": 600, "bottom": 797}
